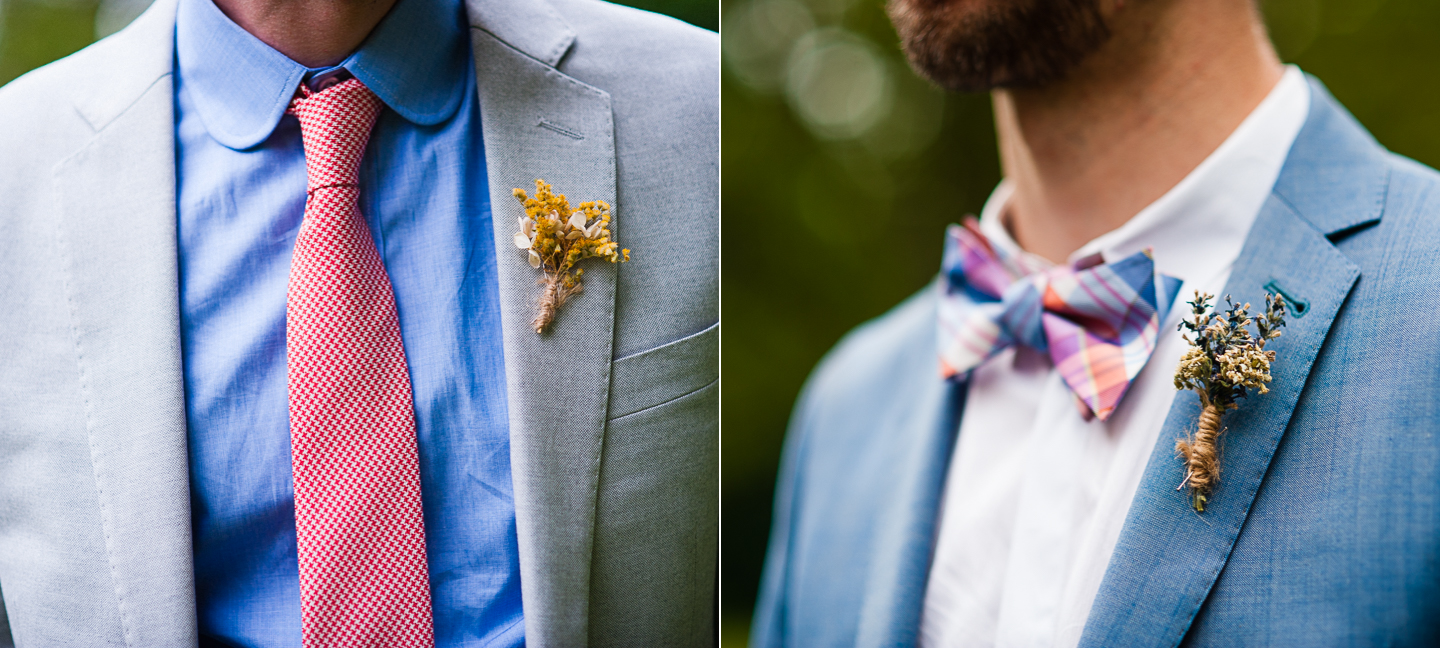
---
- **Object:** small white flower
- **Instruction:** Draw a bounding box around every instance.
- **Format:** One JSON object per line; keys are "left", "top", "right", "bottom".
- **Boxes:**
{"left": 513, "top": 232, "right": 532, "bottom": 249}
{"left": 568, "top": 211, "right": 588, "bottom": 232}
{"left": 528, "top": 250, "right": 542, "bottom": 268}
{"left": 522, "top": 219, "right": 535, "bottom": 239}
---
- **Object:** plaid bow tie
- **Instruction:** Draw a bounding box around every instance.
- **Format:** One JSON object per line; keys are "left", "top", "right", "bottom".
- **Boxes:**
{"left": 937, "top": 218, "right": 1182, "bottom": 421}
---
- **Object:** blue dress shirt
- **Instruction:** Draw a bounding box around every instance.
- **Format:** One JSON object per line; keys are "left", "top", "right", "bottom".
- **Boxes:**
{"left": 173, "top": 0, "right": 523, "bottom": 643}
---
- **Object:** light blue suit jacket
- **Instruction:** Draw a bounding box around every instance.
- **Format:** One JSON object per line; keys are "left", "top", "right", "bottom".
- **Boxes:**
{"left": 752, "top": 77, "right": 1440, "bottom": 647}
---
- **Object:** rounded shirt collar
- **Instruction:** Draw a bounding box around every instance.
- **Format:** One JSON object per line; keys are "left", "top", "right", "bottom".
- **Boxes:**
{"left": 175, "top": 0, "right": 469, "bottom": 150}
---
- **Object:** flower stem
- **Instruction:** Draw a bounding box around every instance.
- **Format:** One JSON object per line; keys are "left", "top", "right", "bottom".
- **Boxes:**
{"left": 1176, "top": 396, "right": 1224, "bottom": 512}
{"left": 533, "top": 274, "right": 561, "bottom": 334}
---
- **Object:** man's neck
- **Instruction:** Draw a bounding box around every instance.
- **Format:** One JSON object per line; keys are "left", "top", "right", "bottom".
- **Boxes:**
{"left": 993, "top": 0, "right": 1284, "bottom": 264}
{"left": 211, "top": 0, "right": 399, "bottom": 68}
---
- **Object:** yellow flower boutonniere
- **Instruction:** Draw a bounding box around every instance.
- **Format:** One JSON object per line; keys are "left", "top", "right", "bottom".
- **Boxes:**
{"left": 512, "top": 179, "right": 630, "bottom": 334}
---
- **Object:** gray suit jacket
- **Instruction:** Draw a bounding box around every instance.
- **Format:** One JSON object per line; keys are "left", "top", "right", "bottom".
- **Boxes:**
{"left": 0, "top": 0, "right": 718, "bottom": 645}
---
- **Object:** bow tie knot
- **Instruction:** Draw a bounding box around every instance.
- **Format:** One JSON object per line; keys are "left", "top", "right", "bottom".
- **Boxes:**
{"left": 937, "top": 219, "right": 1181, "bottom": 421}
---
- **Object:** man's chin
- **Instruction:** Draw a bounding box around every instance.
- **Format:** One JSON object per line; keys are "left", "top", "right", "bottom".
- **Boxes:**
{"left": 887, "top": 0, "right": 1111, "bottom": 93}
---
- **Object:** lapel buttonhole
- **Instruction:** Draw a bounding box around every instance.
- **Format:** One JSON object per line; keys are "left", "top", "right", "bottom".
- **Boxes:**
{"left": 1263, "top": 279, "right": 1309, "bottom": 318}
{"left": 537, "top": 118, "right": 584, "bottom": 140}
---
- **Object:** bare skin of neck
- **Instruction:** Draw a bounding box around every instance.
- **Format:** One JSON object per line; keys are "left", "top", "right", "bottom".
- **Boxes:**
{"left": 211, "top": 0, "right": 399, "bottom": 68}
{"left": 994, "top": 0, "right": 1284, "bottom": 264}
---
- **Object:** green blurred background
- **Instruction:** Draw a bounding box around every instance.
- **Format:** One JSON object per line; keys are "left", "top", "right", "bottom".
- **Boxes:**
{"left": 0, "top": 0, "right": 715, "bottom": 85}
{"left": 721, "top": 0, "right": 1440, "bottom": 645}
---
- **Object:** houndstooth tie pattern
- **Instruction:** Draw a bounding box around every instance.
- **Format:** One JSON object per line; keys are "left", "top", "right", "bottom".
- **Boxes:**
{"left": 286, "top": 77, "right": 435, "bottom": 648}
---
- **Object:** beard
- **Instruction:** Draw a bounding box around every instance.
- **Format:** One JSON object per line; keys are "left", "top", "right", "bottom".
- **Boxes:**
{"left": 888, "top": 0, "right": 1114, "bottom": 93}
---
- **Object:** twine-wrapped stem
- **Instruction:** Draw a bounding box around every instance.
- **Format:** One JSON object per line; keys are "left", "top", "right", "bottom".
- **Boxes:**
{"left": 533, "top": 273, "right": 583, "bottom": 334}
{"left": 1175, "top": 394, "right": 1226, "bottom": 511}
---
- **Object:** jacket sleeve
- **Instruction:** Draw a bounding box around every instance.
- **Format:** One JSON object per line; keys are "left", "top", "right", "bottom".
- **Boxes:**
{"left": 748, "top": 373, "right": 825, "bottom": 648}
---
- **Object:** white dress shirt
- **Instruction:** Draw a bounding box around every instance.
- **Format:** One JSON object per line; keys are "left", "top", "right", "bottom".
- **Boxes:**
{"left": 918, "top": 66, "right": 1311, "bottom": 648}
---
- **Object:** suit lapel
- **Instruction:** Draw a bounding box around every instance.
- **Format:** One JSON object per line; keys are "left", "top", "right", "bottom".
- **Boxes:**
{"left": 1079, "top": 77, "right": 1390, "bottom": 647}
{"left": 806, "top": 289, "right": 965, "bottom": 646}
{"left": 466, "top": 1, "right": 618, "bottom": 645}
{"left": 854, "top": 374, "right": 966, "bottom": 647}
{"left": 51, "top": 0, "right": 198, "bottom": 643}
{"left": 1078, "top": 199, "right": 1359, "bottom": 647}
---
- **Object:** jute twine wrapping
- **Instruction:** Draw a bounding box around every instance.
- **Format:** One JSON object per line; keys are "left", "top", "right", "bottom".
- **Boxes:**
{"left": 533, "top": 273, "right": 582, "bottom": 334}
{"left": 1175, "top": 398, "right": 1227, "bottom": 502}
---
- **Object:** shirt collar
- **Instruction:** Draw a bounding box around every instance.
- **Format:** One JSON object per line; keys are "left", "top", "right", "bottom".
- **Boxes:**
{"left": 979, "top": 65, "right": 1312, "bottom": 288}
{"left": 176, "top": 0, "right": 469, "bottom": 150}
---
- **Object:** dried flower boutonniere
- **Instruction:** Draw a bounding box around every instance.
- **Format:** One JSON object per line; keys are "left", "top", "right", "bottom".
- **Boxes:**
{"left": 1172, "top": 291, "right": 1286, "bottom": 512}
{"left": 512, "top": 179, "right": 630, "bottom": 334}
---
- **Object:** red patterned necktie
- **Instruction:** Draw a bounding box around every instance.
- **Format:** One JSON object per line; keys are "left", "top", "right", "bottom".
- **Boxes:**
{"left": 286, "top": 77, "right": 435, "bottom": 647}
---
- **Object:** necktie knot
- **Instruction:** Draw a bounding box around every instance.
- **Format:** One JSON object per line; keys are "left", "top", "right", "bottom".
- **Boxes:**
{"left": 937, "top": 218, "right": 1182, "bottom": 421}
{"left": 288, "top": 77, "right": 384, "bottom": 193}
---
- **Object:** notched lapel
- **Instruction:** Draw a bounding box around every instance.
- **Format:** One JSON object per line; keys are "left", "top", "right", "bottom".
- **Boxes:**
{"left": 52, "top": 45, "right": 196, "bottom": 648}
{"left": 1079, "top": 197, "right": 1360, "bottom": 648}
{"left": 1080, "top": 77, "right": 1391, "bottom": 648}
{"left": 466, "top": 0, "right": 575, "bottom": 68}
{"left": 468, "top": 3, "right": 618, "bottom": 645}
